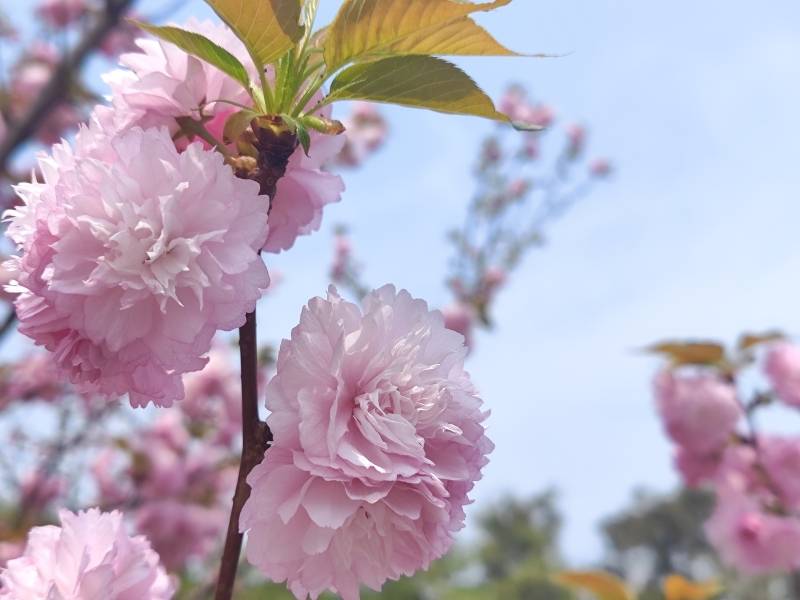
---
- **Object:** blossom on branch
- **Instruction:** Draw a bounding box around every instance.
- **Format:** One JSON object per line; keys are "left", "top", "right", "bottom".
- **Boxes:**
{"left": 4, "top": 124, "right": 269, "bottom": 407}
{"left": 0, "top": 508, "right": 174, "bottom": 599}
{"left": 241, "top": 286, "right": 493, "bottom": 600}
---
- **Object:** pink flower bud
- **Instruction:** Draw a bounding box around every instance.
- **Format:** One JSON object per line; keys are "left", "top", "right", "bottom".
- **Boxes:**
{"left": 590, "top": 158, "right": 612, "bottom": 177}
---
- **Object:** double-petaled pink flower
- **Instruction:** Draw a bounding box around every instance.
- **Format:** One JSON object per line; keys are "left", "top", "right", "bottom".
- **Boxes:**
{"left": 0, "top": 508, "right": 174, "bottom": 599}
{"left": 241, "top": 286, "right": 493, "bottom": 599}
{"left": 5, "top": 123, "right": 269, "bottom": 407}
{"left": 105, "top": 19, "right": 345, "bottom": 253}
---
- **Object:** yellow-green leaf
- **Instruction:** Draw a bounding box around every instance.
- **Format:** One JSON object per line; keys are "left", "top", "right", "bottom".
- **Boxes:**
{"left": 663, "top": 575, "right": 721, "bottom": 600}
{"left": 555, "top": 571, "right": 635, "bottom": 600}
{"left": 737, "top": 331, "right": 785, "bottom": 351}
{"left": 324, "top": 0, "right": 513, "bottom": 70}
{"left": 646, "top": 341, "right": 726, "bottom": 367}
{"left": 130, "top": 21, "right": 251, "bottom": 89}
{"left": 327, "top": 55, "right": 511, "bottom": 124}
{"left": 386, "top": 17, "right": 517, "bottom": 56}
{"left": 203, "top": 0, "right": 303, "bottom": 67}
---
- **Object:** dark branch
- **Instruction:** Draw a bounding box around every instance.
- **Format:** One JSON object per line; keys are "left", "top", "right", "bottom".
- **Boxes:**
{"left": 0, "top": 0, "right": 135, "bottom": 173}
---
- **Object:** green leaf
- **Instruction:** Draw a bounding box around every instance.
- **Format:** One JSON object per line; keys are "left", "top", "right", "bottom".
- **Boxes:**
{"left": 296, "top": 123, "right": 311, "bottom": 155}
{"left": 324, "top": 0, "right": 513, "bottom": 71}
{"left": 327, "top": 55, "right": 511, "bottom": 124}
{"left": 130, "top": 20, "right": 251, "bottom": 89}
{"left": 203, "top": 0, "right": 304, "bottom": 68}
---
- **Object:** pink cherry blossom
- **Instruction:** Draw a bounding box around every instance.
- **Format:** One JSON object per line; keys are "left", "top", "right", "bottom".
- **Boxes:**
{"left": 93, "top": 412, "right": 234, "bottom": 569}
{"left": 0, "top": 508, "right": 174, "bottom": 599}
{"left": 36, "top": 0, "right": 88, "bottom": 28}
{"left": 764, "top": 342, "right": 800, "bottom": 408}
{"left": 5, "top": 123, "right": 269, "bottom": 407}
{"left": 241, "top": 286, "right": 492, "bottom": 599}
{"left": 181, "top": 346, "right": 242, "bottom": 446}
{"left": 674, "top": 446, "right": 722, "bottom": 487}
{"left": 706, "top": 487, "right": 800, "bottom": 574}
{"left": 654, "top": 371, "right": 742, "bottom": 454}
{"left": 105, "top": 18, "right": 254, "bottom": 133}
{"left": 760, "top": 436, "right": 800, "bottom": 509}
{"left": 106, "top": 19, "right": 345, "bottom": 253}
{"left": 1, "top": 351, "right": 64, "bottom": 403}
{"left": 442, "top": 301, "right": 476, "bottom": 350}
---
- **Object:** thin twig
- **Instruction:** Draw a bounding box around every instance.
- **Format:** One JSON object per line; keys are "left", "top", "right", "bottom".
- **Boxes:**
{"left": 0, "top": 0, "right": 135, "bottom": 173}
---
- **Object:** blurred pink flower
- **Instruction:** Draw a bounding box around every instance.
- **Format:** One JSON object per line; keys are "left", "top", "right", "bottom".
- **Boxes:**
{"left": 760, "top": 436, "right": 800, "bottom": 509}
{"left": 94, "top": 412, "right": 234, "bottom": 569}
{"left": 0, "top": 542, "right": 23, "bottom": 569}
{"left": 136, "top": 500, "right": 226, "bottom": 572}
{"left": 0, "top": 508, "right": 174, "bottom": 599}
{"left": 764, "top": 342, "right": 800, "bottom": 408}
{"left": 36, "top": 0, "right": 88, "bottom": 28}
{"left": 5, "top": 124, "right": 269, "bottom": 407}
{"left": 329, "top": 233, "right": 352, "bottom": 282}
{"left": 181, "top": 347, "right": 242, "bottom": 446}
{"left": 442, "top": 302, "right": 476, "bottom": 350}
{"left": 589, "top": 158, "right": 612, "bottom": 177}
{"left": 654, "top": 371, "right": 742, "bottom": 454}
{"left": 336, "top": 102, "right": 388, "bottom": 167}
{"left": 674, "top": 446, "right": 722, "bottom": 487}
{"left": 100, "top": 17, "right": 140, "bottom": 57}
{"left": 566, "top": 123, "right": 586, "bottom": 155}
{"left": 2, "top": 352, "right": 64, "bottom": 403}
{"left": 706, "top": 487, "right": 800, "bottom": 574}
{"left": 241, "top": 286, "right": 492, "bottom": 599}
{"left": 19, "top": 471, "right": 64, "bottom": 512}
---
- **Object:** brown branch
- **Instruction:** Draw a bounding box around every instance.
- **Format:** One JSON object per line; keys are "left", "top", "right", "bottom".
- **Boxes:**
{"left": 214, "top": 310, "right": 272, "bottom": 600}
{"left": 214, "top": 119, "right": 297, "bottom": 600}
{"left": 0, "top": 0, "right": 135, "bottom": 173}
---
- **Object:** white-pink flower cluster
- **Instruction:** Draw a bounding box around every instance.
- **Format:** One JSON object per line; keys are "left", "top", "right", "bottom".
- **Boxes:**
{"left": 0, "top": 508, "right": 174, "bottom": 599}
{"left": 241, "top": 286, "right": 492, "bottom": 600}
{"left": 5, "top": 122, "right": 269, "bottom": 407}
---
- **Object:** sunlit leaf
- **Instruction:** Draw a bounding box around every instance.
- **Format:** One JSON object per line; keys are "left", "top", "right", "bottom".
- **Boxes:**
{"left": 203, "top": 0, "right": 303, "bottom": 67}
{"left": 386, "top": 17, "right": 517, "bottom": 56}
{"left": 555, "top": 571, "right": 635, "bottom": 600}
{"left": 328, "top": 55, "right": 512, "bottom": 124}
{"left": 130, "top": 21, "right": 251, "bottom": 89}
{"left": 646, "top": 341, "right": 726, "bottom": 367}
{"left": 737, "top": 331, "right": 785, "bottom": 351}
{"left": 663, "top": 575, "right": 721, "bottom": 600}
{"left": 324, "top": 0, "right": 513, "bottom": 70}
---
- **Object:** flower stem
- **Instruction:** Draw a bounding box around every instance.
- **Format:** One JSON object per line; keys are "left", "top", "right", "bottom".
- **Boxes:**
{"left": 214, "top": 310, "right": 271, "bottom": 600}
{"left": 214, "top": 121, "right": 298, "bottom": 600}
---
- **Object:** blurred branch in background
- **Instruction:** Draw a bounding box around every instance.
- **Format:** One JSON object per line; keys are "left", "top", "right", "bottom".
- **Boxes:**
{"left": 330, "top": 84, "right": 613, "bottom": 353}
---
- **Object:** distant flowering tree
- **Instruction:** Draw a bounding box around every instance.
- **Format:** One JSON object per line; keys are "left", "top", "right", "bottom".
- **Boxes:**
{"left": 0, "top": 1, "right": 543, "bottom": 598}
{"left": 649, "top": 335, "right": 800, "bottom": 591}
{"left": 330, "top": 84, "right": 612, "bottom": 353}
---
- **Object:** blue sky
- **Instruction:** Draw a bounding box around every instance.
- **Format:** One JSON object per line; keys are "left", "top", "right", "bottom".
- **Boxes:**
{"left": 6, "top": 0, "right": 800, "bottom": 565}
